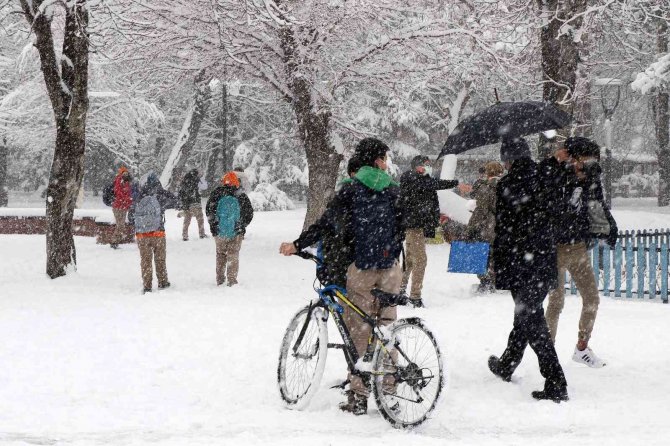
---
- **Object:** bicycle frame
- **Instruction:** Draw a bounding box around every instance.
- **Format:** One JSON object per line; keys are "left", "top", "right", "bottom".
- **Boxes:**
{"left": 293, "top": 284, "right": 394, "bottom": 378}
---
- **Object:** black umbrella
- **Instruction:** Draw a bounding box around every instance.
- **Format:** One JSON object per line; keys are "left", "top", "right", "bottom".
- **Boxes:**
{"left": 439, "top": 101, "right": 571, "bottom": 157}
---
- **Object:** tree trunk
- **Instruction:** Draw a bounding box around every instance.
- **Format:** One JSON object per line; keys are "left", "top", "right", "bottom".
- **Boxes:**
{"left": 160, "top": 70, "right": 212, "bottom": 191}
{"left": 656, "top": 16, "right": 670, "bottom": 207}
{"left": 20, "top": 0, "right": 90, "bottom": 278}
{"left": 206, "top": 81, "right": 232, "bottom": 187}
{"left": 0, "top": 137, "right": 7, "bottom": 207}
{"left": 278, "top": 26, "right": 342, "bottom": 229}
{"left": 539, "top": 0, "right": 588, "bottom": 139}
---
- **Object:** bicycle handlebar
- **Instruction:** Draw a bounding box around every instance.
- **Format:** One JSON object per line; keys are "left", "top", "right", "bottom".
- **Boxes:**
{"left": 293, "top": 251, "right": 319, "bottom": 262}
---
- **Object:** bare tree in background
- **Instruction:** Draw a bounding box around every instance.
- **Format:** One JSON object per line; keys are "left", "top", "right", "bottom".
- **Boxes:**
{"left": 17, "top": 0, "right": 89, "bottom": 278}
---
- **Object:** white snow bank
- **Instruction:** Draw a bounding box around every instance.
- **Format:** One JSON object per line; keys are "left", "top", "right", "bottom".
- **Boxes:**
{"left": 248, "top": 183, "right": 295, "bottom": 211}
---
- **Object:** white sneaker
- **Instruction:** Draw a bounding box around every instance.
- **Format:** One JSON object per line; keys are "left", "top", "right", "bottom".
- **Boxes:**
{"left": 572, "top": 346, "right": 606, "bottom": 368}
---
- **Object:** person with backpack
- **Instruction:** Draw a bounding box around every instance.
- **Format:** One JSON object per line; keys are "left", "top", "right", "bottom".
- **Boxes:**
{"left": 280, "top": 138, "right": 404, "bottom": 416}
{"left": 543, "top": 137, "right": 618, "bottom": 368}
{"left": 398, "top": 155, "right": 464, "bottom": 307}
{"left": 178, "top": 168, "right": 208, "bottom": 241}
{"left": 129, "top": 171, "right": 178, "bottom": 293}
{"left": 205, "top": 172, "right": 254, "bottom": 287}
{"left": 110, "top": 166, "right": 134, "bottom": 248}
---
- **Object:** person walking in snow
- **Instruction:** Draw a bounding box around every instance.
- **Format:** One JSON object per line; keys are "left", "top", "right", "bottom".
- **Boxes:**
{"left": 129, "top": 172, "right": 178, "bottom": 293}
{"left": 466, "top": 161, "right": 504, "bottom": 293}
{"left": 111, "top": 166, "right": 133, "bottom": 248}
{"left": 398, "top": 155, "right": 464, "bottom": 307}
{"left": 543, "top": 137, "right": 618, "bottom": 368}
{"left": 487, "top": 137, "right": 568, "bottom": 403}
{"left": 280, "top": 138, "right": 404, "bottom": 416}
{"left": 206, "top": 172, "right": 254, "bottom": 287}
{"left": 179, "top": 168, "right": 208, "bottom": 241}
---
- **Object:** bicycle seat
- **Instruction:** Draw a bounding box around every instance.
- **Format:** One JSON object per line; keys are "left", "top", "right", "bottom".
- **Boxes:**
{"left": 371, "top": 289, "right": 409, "bottom": 307}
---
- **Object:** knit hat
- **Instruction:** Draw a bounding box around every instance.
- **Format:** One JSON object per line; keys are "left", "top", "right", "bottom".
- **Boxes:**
{"left": 221, "top": 171, "right": 240, "bottom": 188}
{"left": 410, "top": 155, "right": 430, "bottom": 169}
{"left": 500, "top": 137, "right": 531, "bottom": 163}
{"left": 354, "top": 137, "right": 390, "bottom": 167}
{"left": 118, "top": 166, "right": 129, "bottom": 176}
{"left": 565, "top": 136, "right": 600, "bottom": 160}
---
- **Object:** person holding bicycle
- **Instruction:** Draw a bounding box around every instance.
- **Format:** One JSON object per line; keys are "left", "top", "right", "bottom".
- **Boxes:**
{"left": 280, "top": 137, "right": 404, "bottom": 416}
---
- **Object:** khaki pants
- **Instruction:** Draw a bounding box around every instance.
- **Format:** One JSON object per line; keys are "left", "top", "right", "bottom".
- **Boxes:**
{"left": 345, "top": 262, "right": 402, "bottom": 397}
{"left": 546, "top": 243, "right": 600, "bottom": 343}
{"left": 215, "top": 235, "right": 243, "bottom": 285}
{"left": 112, "top": 208, "right": 128, "bottom": 243}
{"left": 401, "top": 228, "right": 427, "bottom": 299}
{"left": 137, "top": 236, "right": 168, "bottom": 290}
{"left": 182, "top": 204, "right": 205, "bottom": 239}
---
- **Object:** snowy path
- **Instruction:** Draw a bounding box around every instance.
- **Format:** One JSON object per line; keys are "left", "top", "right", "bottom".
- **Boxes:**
{"left": 0, "top": 209, "right": 668, "bottom": 445}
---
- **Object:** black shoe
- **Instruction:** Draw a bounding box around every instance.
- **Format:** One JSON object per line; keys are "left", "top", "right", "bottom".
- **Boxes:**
{"left": 410, "top": 298, "right": 424, "bottom": 308}
{"left": 531, "top": 386, "right": 569, "bottom": 403}
{"left": 158, "top": 282, "right": 171, "bottom": 290}
{"left": 143, "top": 288, "right": 152, "bottom": 294}
{"left": 339, "top": 391, "right": 367, "bottom": 415}
{"left": 200, "top": 234, "right": 208, "bottom": 239}
{"left": 110, "top": 243, "right": 119, "bottom": 249}
{"left": 488, "top": 355, "right": 512, "bottom": 382}
{"left": 183, "top": 237, "right": 188, "bottom": 241}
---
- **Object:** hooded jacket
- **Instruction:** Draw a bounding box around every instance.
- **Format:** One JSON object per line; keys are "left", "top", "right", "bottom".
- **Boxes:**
{"left": 128, "top": 173, "right": 178, "bottom": 233}
{"left": 205, "top": 185, "right": 254, "bottom": 237}
{"left": 294, "top": 166, "right": 404, "bottom": 275}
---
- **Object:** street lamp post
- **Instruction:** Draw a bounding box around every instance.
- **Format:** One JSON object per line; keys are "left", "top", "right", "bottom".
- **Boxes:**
{"left": 595, "top": 78, "right": 622, "bottom": 208}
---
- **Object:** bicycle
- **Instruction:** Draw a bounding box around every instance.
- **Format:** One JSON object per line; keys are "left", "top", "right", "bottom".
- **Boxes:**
{"left": 277, "top": 251, "right": 444, "bottom": 428}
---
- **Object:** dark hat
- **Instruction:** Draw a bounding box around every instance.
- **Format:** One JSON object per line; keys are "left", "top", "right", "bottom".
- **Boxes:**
{"left": 410, "top": 155, "right": 430, "bottom": 169}
{"left": 565, "top": 137, "right": 600, "bottom": 159}
{"left": 346, "top": 156, "right": 363, "bottom": 176}
{"left": 500, "top": 137, "right": 531, "bottom": 163}
{"left": 354, "top": 137, "right": 390, "bottom": 167}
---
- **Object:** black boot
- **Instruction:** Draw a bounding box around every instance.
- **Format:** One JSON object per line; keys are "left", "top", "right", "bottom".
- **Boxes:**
{"left": 339, "top": 391, "right": 367, "bottom": 415}
{"left": 532, "top": 381, "right": 569, "bottom": 403}
{"left": 488, "top": 355, "right": 512, "bottom": 382}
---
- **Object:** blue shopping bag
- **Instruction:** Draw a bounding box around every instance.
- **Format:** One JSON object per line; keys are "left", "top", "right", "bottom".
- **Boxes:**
{"left": 448, "top": 241, "right": 490, "bottom": 275}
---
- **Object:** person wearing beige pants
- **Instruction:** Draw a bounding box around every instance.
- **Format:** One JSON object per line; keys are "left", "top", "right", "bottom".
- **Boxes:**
{"left": 138, "top": 235, "right": 169, "bottom": 290}
{"left": 400, "top": 228, "right": 427, "bottom": 300}
{"left": 182, "top": 204, "right": 206, "bottom": 240}
{"left": 215, "top": 235, "right": 243, "bottom": 286}
{"left": 546, "top": 243, "right": 600, "bottom": 346}
{"left": 344, "top": 262, "right": 402, "bottom": 398}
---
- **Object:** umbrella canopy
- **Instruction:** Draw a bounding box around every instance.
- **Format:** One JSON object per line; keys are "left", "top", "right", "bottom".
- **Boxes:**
{"left": 439, "top": 101, "right": 571, "bottom": 157}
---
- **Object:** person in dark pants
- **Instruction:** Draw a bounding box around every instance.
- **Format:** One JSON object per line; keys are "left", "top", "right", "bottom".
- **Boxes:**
{"left": 488, "top": 137, "right": 568, "bottom": 403}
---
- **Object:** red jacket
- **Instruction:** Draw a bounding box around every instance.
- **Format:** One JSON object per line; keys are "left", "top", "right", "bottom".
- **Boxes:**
{"left": 113, "top": 175, "right": 133, "bottom": 210}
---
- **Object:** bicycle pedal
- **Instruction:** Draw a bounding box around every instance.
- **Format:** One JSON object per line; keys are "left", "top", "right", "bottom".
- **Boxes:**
{"left": 330, "top": 379, "right": 350, "bottom": 390}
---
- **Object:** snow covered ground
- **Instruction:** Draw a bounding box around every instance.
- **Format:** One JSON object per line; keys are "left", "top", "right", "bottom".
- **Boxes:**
{"left": 0, "top": 206, "right": 669, "bottom": 445}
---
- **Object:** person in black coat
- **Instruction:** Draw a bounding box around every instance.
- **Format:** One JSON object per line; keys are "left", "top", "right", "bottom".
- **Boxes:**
{"left": 398, "top": 155, "right": 461, "bottom": 306}
{"left": 488, "top": 137, "right": 568, "bottom": 403}
{"left": 178, "top": 168, "right": 207, "bottom": 240}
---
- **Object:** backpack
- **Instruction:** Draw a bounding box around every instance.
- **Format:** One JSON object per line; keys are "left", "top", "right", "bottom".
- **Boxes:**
{"left": 102, "top": 183, "right": 115, "bottom": 207}
{"left": 351, "top": 184, "right": 401, "bottom": 270}
{"left": 588, "top": 199, "right": 610, "bottom": 237}
{"left": 134, "top": 195, "right": 162, "bottom": 233}
{"left": 216, "top": 195, "right": 241, "bottom": 238}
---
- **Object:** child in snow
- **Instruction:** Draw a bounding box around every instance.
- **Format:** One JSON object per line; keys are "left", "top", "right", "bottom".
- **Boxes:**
{"left": 205, "top": 172, "right": 254, "bottom": 286}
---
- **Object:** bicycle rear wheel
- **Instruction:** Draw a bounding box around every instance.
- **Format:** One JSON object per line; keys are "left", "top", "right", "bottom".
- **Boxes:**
{"left": 277, "top": 304, "right": 328, "bottom": 410}
{"left": 372, "top": 318, "right": 444, "bottom": 428}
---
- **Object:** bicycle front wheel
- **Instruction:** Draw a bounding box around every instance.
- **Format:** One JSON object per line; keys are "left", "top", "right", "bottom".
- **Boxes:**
{"left": 372, "top": 318, "right": 444, "bottom": 428}
{"left": 277, "top": 304, "right": 328, "bottom": 410}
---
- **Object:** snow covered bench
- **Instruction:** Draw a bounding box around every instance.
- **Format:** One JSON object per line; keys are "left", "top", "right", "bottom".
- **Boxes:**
{"left": 0, "top": 208, "right": 134, "bottom": 244}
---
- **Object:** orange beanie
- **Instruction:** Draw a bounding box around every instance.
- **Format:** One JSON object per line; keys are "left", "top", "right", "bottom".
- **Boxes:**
{"left": 221, "top": 172, "right": 240, "bottom": 188}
